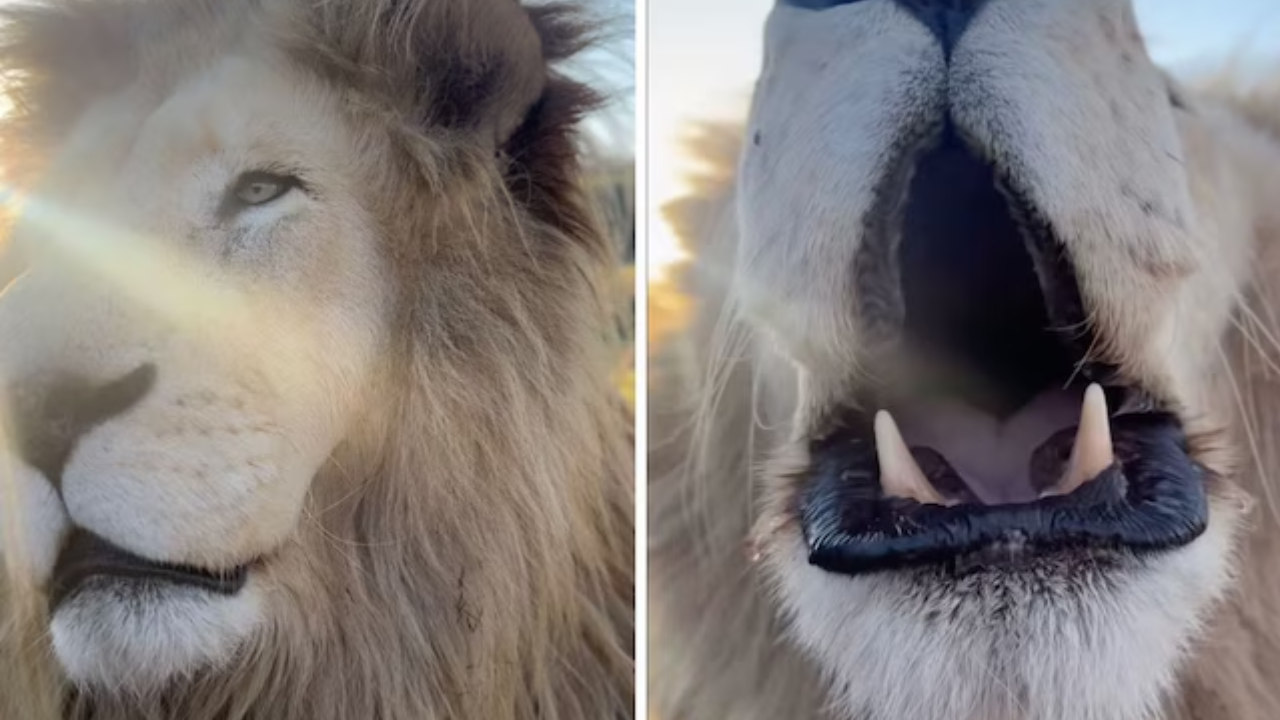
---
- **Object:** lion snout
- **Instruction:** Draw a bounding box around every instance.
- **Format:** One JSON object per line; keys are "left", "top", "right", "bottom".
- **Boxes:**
{"left": 8, "top": 364, "right": 157, "bottom": 491}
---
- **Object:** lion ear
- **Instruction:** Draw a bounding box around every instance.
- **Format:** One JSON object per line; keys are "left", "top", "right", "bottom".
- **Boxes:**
{"left": 407, "top": 0, "right": 552, "bottom": 147}
{"left": 301, "top": 1, "right": 612, "bottom": 152}
{"left": 304, "top": 0, "right": 555, "bottom": 147}
{"left": 424, "top": 1, "right": 548, "bottom": 146}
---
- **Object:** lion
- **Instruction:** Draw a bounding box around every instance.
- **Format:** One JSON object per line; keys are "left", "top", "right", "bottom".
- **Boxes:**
{"left": 650, "top": 2, "right": 1280, "bottom": 719}
{"left": 0, "top": 1, "right": 634, "bottom": 718}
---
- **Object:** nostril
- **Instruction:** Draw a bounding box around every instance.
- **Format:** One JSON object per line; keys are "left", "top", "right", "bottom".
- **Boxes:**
{"left": 10, "top": 363, "right": 156, "bottom": 488}
{"left": 780, "top": 0, "right": 874, "bottom": 10}
{"left": 894, "top": 0, "right": 991, "bottom": 55}
{"left": 780, "top": 0, "right": 991, "bottom": 56}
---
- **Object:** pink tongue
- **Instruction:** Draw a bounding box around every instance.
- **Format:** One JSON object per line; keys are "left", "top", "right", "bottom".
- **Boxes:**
{"left": 896, "top": 389, "right": 1079, "bottom": 504}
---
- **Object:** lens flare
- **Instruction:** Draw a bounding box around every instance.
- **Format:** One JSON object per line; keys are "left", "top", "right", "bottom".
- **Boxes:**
{"left": 8, "top": 192, "right": 347, "bottom": 401}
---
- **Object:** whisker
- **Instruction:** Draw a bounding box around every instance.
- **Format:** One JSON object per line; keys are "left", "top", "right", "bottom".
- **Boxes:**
{"left": 1217, "top": 342, "right": 1278, "bottom": 523}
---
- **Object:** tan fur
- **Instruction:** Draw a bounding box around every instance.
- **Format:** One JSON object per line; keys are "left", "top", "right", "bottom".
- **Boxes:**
{"left": 0, "top": 1, "right": 633, "bottom": 718}
{"left": 650, "top": 6, "right": 1280, "bottom": 719}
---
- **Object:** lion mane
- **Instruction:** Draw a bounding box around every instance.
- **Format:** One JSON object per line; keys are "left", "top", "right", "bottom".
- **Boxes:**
{"left": 0, "top": 1, "right": 633, "bottom": 719}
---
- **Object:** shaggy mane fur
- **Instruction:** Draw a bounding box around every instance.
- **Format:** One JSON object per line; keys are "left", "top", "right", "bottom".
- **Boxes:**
{"left": 650, "top": 82, "right": 1280, "bottom": 719}
{"left": 0, "top": 1, "right": 634, "bottom": 719}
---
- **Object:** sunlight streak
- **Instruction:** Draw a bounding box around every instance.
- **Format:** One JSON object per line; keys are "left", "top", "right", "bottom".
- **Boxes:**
{"left": 7, "top": 192, "right": 353, "bottom": 403}
{"left": 19, "top": 193, "right": 256, "bottom": 328}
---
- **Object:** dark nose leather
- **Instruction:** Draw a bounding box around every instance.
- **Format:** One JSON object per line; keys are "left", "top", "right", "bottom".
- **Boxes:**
{"left": 895, "top": 0, "right": 991, "bottom": 55}
{"left": 9, "top": 364, "right": 156, "bottom": 488}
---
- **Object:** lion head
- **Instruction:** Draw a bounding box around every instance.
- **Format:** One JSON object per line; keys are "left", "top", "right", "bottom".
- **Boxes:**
{"left": 651, "top": 2, "right": 1280, "bottom": 719}
{"left": 0, "top": 1, "right": 633, "bottom": 718}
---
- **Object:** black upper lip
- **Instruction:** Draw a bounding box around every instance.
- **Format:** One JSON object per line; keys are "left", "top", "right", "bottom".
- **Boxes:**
{"left": 49, "top": 528, "right": 250, "bottom": 611}
{"left": 798, "top": 124, "right": 1210, "bottom": 577}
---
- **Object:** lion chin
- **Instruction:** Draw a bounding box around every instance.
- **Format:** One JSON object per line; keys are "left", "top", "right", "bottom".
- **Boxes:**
{"left": 652, "top": 1, "right": 1280, "bottom": 719}
{"left": 0, "top": 1, "right": 633, "bottom": 719}
{"left": 50, "top": 581, "right": 264, "bottom": 692}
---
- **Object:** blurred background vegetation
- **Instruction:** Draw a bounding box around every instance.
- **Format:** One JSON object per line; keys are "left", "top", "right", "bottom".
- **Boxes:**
{"left": 588, "top": 156, "right": 636, "bottom": 408}
{"left": 575, "top": 0, "right": 636, "bottom": 406}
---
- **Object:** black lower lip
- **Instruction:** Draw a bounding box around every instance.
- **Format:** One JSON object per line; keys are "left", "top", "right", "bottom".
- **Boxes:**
{"left": 49, "top": 529, "right": 249, "bottom": 612}
{"left": 799, "top": 411, "right": 1210, "bottom": 576}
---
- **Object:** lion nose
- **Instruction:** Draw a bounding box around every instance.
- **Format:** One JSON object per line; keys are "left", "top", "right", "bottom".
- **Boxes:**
{"left": 8, "top": 364, "right": 156, "bottom": 489}
{"left": 895, "top": 0, "right": 990, "bottom": 54}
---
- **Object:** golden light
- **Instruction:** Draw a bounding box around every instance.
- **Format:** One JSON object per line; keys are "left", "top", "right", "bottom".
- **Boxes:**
{"left": 6, "top": 194, "right": 354, "bottom": 404}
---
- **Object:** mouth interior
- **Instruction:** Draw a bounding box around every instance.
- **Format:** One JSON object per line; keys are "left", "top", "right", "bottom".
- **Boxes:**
{"left": 891, "top": 127, "right": 1090, "bottom": 505}
{"left": 801, "top": 128, "right": 1209, "bottom": 577}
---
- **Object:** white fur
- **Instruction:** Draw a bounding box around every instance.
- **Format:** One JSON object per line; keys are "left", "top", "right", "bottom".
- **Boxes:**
{"left": 736, "top": 2, "right": 941, "bottom": 396}
{"left": 51, "top": 580, "right": 264, "bottom": 693}
{"left": 765, "top": 495, "right": 1243, "bottom": 720}
{"left": 0, "top": 461, "right": 68, "bottom": 585}
{"left": 720, "top": 1, "right": 1264, "bottom": 718}
{"left": 1, "top": 54, "right": 390, "bottom": 686}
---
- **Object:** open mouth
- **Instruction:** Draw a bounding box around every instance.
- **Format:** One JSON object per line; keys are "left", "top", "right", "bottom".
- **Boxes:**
{"left": 49, "top": 528, "right": 250, "bottom": 611}
{"left": 798, "top": 126, "right": 1209, "bottom": 576}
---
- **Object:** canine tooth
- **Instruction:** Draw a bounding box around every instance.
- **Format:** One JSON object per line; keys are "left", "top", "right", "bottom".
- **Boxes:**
{"left": 874, "top": 410, "right": 946, "bottom": 505}
{"left": 1057, "top": 384, "right": 1114, "bottom": 495}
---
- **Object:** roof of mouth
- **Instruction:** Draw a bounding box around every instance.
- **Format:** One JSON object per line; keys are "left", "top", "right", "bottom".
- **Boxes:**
{"left": 897, "top": 126, "right": 1078, "bottom": 418}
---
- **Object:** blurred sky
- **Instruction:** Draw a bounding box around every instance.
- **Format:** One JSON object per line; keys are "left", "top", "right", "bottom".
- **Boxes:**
{"left": 573, "top": 0, "right": 636, "bottom": 159}
{"left": 649, "top": 0, "right": 1280, "bottom": 275}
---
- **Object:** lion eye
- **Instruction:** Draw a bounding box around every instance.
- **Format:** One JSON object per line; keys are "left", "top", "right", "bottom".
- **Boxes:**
{"left": 224, "top": 171, "right": 302, "bottom": 211}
